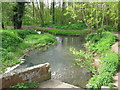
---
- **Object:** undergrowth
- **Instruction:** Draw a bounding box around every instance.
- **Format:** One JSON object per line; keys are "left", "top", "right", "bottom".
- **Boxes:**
{"left": 86, "top": 31, "right": 119, "bottom": 88}
{"left": 47, "top": 23, "right": 87, "bottom": 30}
{"left": 1, "top": 29, "right": 56, "bottom": 73}
{"left": 37, "top": 28, "right": 89, "bottom": 35}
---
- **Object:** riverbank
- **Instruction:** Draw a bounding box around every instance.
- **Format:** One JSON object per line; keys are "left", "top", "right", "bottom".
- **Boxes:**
{"left": 1, "top": 29, "right": 57, "bottom": 73}
{"left": 4, "top": 26, "right": 89, "bottom": 36}
{"left": 36, "top": 28, "right": 89, "bottom": 36}
{"left": 85, "top": 31, "right": 119, "bottom": 88}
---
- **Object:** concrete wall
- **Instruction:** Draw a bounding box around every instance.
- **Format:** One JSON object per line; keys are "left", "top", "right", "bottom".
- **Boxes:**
{"left": 1, "top": 63, "right": 51, "bottom": 89}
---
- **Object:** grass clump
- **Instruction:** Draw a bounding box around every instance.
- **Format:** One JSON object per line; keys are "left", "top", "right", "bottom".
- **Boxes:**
{"left": 86, "top": 31, "right": 119, "bottom": 88}
{"left": 37, "top": 28, "right": 89, "bottom": 35}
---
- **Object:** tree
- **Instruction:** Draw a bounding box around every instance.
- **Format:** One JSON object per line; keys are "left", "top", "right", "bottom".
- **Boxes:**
{"left": 61, "top": 1, "right": 66, "bottom": 24}
{"left": 12, "top": 2, "right": 26, "bottom": 29}
{"left": 52, "top": 0, "right": 55, "bottom": 24}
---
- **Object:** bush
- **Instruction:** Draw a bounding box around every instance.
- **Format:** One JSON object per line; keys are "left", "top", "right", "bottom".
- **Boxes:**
{"left": 15, "top": 29, "right": 37, "bottom": 39}
{"left": 1, "top": 31, "right": 23, "bottom": 51}
{"left": 99, "top": 51, "right": 119, "bottom": 74}
{"left": 86, "top": 32, "right": 117, "bottom": 54}
{"left": 87, "top": 51, "right": 119, "bottom": 88}
{"left": 86, "top": 32, "right": 119, "bottom": 88}
{"left": 1, "top": 48, "right": 15, "bottom": 61}
{"left": 0, "top": 48, "right": 21, "bottom": 73}
{"left": 70, "top": 47, "right": 96, "bottom": 72}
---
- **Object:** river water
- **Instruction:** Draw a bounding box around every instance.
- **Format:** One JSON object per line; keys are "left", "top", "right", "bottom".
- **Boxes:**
{"left": 15, "top": 35, "right": 91, "bottom": 88}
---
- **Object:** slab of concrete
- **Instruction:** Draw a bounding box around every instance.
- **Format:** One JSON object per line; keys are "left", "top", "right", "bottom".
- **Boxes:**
{"left": 38, "top": 79, "right": 84, "bottom": 89}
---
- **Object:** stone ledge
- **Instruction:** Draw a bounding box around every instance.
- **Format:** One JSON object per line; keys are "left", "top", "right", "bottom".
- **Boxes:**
{"left": 1, "top": 63, "right": 51, "bottom": 89}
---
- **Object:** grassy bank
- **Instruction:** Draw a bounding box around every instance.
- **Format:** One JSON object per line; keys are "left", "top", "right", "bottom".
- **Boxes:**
{"left": 70, "top": 31, "right": 119, "bottom": 88}
{"left": 1, "top": 29, "right": 57, "bottom": 73}
{"left": 85, "top": 32, "right": 120, "bottom": 88}
{"left": 37, "top": 28, "right": 89, "bottom": 35}
{"left": 45, "top": 23, "right": 87, "bottom": 30}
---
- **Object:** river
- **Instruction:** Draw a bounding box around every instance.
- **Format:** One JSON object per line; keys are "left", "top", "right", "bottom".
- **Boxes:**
{"left": 15, "top": 35, "right": 91, "bottom": 88}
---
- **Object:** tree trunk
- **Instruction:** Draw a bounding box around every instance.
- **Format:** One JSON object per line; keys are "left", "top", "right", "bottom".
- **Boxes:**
{"left": 61, "top": 2, "right": 66, "bottom": 24}
{"left": 52, "top": 1, "right": 55, "bottom": 24}
{"left": 2, "top": 22, "right": 4, "bottom": 29}
{"left": 32, "top": 2, "right": 35, "bottom": 25}
{"left": 40, "top": 2, "right": 44, "bottom": 26}
{"left": 13, "top": 2, "right": 25, "bottom": 29}
{"left": 36, "top": 1, "right": 44, "bottom": 26}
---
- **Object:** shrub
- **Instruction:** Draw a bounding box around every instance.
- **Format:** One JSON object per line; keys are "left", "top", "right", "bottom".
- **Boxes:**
{"left": 99, "top": 51, "right": 119, "bottom": 74}
{"left": 86, "top": 52, "right": 119, "bottom": 88}
{"left": 15, "top": 29, "right": 37, "bottom": 39}
{"left": 86, "top": 32, "right": 119, "bottom": 88}
{"left": 1, "top": 31, "right": 23, "bottom": 51}
{"left": 86, "top": 32, "right": 117, "bottom": 54}
{"left": 70, "top": 47, "right": 96, "bottom": 72}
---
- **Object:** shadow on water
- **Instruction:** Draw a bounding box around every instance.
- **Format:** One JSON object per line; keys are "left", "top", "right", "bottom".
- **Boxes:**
{"left": 15, "top": 35, "right": 92, "bottom": 88}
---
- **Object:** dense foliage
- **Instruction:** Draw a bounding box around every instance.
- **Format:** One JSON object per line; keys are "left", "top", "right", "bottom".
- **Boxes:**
{"left": 14, "top": 29, "right": 38, "bottom": 39}
{"left": 2, "top": 31, "right": 23, "bottom": 51}
{"left": 86, "top": 32, "right": 117, "bottom": 54}
{"left": 86, "top": 32, "right": 119, "bottom": 88}
{"left": 1, "top": 29, "right": 56, "bottom": 73}
{"left": 2, "top": 2, "right": 119, "bottom": 32}
{"left": 87, "top": 51, "right": 119, "bottom": 88}
{"left": 1, "top": 1, "right": 119, "bottom": 89}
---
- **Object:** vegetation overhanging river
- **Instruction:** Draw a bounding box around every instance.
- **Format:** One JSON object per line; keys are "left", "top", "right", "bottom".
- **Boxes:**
{"left": 15, "top": 34, "right": 92, "bottom": 88}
